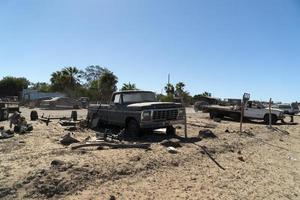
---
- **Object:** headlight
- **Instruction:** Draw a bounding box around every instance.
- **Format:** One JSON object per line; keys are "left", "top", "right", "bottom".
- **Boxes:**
{"left": 141, "top": 111, "right": 152, "bottom": 121}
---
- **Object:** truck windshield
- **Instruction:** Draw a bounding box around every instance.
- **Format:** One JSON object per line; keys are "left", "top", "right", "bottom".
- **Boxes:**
{"left": 123, "top": 92, "right": 156, "bottom": 103}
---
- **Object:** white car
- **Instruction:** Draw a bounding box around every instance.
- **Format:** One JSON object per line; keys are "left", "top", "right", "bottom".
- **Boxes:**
{"left": 273, "top": 103, "right": 299, "bottom": 115}
{"left": 40, "top": 97, "right": 80, "bottom": 109}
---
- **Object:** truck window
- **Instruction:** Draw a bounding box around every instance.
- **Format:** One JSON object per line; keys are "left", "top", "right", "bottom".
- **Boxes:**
{"left": 113, "top": 94, "right": 121, "bottom": 104}
{"left": 123, "top": 92, "right": 156, "bottom": 103}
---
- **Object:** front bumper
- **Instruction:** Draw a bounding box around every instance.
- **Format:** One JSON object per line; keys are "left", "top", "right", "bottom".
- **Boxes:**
{"left": 140, "top": 119, "right": 185, "bottom": 129}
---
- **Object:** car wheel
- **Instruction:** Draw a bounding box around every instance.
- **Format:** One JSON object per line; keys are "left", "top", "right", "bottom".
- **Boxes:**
{"left": 166, "top": 126, "right": 176, "bottom": 136}
{"left": 264, "top": 114, "right": 277, "bottom": 125}
{"left": 126, "top": 119, "right": 140, "bottom": 139}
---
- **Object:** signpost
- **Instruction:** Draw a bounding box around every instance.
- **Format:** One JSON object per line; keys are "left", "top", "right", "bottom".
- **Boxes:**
{"left": 268, "top": 98, "right": 272, "bottom": 129}
{"left": 240, "top": 93, "right": 250, "bottom": 133}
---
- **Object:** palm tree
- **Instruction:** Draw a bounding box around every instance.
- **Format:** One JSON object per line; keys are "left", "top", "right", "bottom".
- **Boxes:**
{"left": 164, "top": 83, "right": 174, "bottom": 96}
{"left": 175, "top": 82, "right": 185, "bottom": 97}
{"left": 121, "top": 82, "right": 137, "bottom": 91}
{"left": 62, "top": 67, "right": 81, "bottom": 89}
{"left": 50, "top": 71, "right": 65, "bottom": 91}
{"left": 50, "top": 71, "right": 63, "bottom": 85}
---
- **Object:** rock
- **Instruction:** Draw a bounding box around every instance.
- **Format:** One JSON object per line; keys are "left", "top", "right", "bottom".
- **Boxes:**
{"left": 51, "top": 159, "right": 65, "bottom": 166}
{"left": 60, "top": 133, "right": 80, "bottom": 145}
{"left": 167, "top": 147, "right": 179, "bottom": 154}
{"left": 160, "top": 138, "right": 181, "bottom": 148}
{"left": 238, "top": 156, "right": 245, "bottom": 162}
{"left": 225, "top": 128, "right": 230, "bottom": 133}
{"left": 109, "top": 195, "right": 116, "bottom": 200}
{"left": 198, "top": 129, "right": 217, "bottom": 139}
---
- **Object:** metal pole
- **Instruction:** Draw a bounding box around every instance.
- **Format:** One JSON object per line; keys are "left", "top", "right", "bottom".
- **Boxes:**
{"left": 240, "top": 102, "right": 244, "bottom": 133}
{"left": 268, "top": 98, "right": 272, "bottom": 129}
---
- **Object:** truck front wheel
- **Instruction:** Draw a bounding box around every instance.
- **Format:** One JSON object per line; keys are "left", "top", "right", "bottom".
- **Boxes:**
{"left": 166, "top": 126, "right": 176, "bottom": 136}
{"left": 126, "top": 119, "right": 140, "bottom": 139}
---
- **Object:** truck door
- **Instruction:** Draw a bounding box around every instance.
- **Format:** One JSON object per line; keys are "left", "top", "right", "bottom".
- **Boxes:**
{"left": 244, "top": 102, "right": 264, "bottom": 119}
{"left": 108, "top": 94, "right": 124, "bottom": 126}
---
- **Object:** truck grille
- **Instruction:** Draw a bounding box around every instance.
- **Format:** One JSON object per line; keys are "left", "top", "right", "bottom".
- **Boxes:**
{"left": 153, "top": 109, "right": 178, "bottom": 121}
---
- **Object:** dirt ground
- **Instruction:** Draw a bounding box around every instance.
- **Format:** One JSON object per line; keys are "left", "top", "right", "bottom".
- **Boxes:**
{"left": 0, "top": 107, "right": 299, "bottom": 200}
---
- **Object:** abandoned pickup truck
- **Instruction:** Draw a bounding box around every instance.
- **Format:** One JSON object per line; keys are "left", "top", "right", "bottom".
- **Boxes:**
{"left": 203, "top": 101, "right": 284, "bottom": 124}
{"left": 87, "top": 91, "right": 185, "bottom": 137}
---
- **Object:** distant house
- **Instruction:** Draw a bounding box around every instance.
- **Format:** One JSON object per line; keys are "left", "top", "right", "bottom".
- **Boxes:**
{"left": 21, "top": 89, "right": 65, "bottom": 101}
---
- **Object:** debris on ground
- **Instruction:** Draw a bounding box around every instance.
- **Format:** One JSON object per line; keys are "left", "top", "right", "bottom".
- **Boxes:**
{"left": 59, "top": 120, "right": 78, "bottom": 127}
{"left": 187, "top": 122, "right": 218, "bottom": 129}
{"left": 167, "top": 146, "right": 179, "bottom": 154}
{"left": 104, "top": 129, "right": 126, "bottom": 142}
{"left": 9, "top": 111, "right": 33, "bottom": 134}
{"left": 71, "top": 141, "right": 151, "bottom": 150}
{"left": 0, "top": 127, "right": 14, "bottom": 139}
{"left": 60, "top": 133, "right": 80, "bottom": 145}
{"left": 160, "top": 138, "right": 182, "bottom": 148}
{"left": 198, "top": 129, "right": 217, "bottom": 139}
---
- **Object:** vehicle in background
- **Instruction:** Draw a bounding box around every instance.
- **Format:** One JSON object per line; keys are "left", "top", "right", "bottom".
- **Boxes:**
{"left": 79, "top": 97, "right": 90, "bottom": 109}
{"left": 273, "top": 103, "right": 299, "bottom": 115}
{"left": 203, "top": 101, "right": 284, "bottom": 124}
{"left": 87, "top": 91, "right": 185, "bottom": 137}
{"left": 0, "top": 102, "right": 9, "bottom": 121}
{"left": 0, "top": 101, "right": 20, "bottom": 121}
{"left": 194, "top": 101, "right": 209, "bottom": 112}
{"left": 40, "top": 97, "right": 80, "bottom": 109}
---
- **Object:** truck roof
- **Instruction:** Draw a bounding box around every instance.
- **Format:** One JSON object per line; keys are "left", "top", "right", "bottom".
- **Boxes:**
{"left": 113, "top": 90, "right": 154, "bottom": 95}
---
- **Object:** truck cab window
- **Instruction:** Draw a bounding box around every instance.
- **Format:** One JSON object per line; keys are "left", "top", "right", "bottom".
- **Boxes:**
{"left": 113, "top": 94, "right": 121, "bottom": 104}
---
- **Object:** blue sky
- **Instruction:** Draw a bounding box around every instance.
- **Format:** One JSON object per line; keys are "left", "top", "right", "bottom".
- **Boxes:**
{"left": 0, "top": 0, "right": 299, "bottom": 102}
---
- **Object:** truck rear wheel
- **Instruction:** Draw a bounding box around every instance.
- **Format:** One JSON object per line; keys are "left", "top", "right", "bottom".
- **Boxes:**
{"left": 126, "top": 119, "right": 140, "bottom": 139}
{"left": 264, "top": 114, "right": 278, "bottom": 125}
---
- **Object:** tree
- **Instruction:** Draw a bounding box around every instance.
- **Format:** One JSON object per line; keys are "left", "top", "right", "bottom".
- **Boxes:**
{"left": 50, "top": 67, "right": 82, "bottom": 95}
{"left": 97, "top": 69, "right": 118, "bottom": 103}
{"left": 30, "top": 82, "right": 51, "bottom": 92}
{"left": 62, "top": 67, "right": 81, "bottom": 89}
{"left": 164, "top": 83, "right": 175, "bottom": 96}
{"left": 0, "top": 76, "right": 30, "bottom": 97}
{"left": 175, "top": 82, "right": 185, "bottom": 97}
{"left": 80, "top": 65, "right": 105, "bottom": 84}
{"left": 121, "top": 82, "right": 137, "bottom": 91}
{"left": 50, "top": 71, "right": 64, "bottom": 91}
{"left": 202, "top": 91, "right": 212, "bottom": 97}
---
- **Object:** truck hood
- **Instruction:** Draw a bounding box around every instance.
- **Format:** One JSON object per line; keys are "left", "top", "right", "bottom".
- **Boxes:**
{"left": 127, "top": 102, "right": 182, "bottom": 109}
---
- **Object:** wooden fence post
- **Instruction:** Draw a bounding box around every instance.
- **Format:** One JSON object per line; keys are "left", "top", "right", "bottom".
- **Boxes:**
{"left": 268, "top": 98, "right": 272, "bottom": 129}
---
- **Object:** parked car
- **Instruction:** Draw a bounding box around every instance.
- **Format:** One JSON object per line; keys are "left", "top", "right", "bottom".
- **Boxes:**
{"left": 273, "top": 103, "right": 299, "bottom": 115}
{"left": 79, "top": 97, "right": 90, "bottom": 108}
{"left": 40, "top": 97, "right": 80, "bottom": 109}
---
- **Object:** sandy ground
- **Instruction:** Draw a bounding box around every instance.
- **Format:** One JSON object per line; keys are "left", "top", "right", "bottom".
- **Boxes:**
{"left": 0, "top": 107, "right": 299, "bottom": 200}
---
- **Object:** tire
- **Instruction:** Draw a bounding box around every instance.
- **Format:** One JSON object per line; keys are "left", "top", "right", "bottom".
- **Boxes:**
{"left": 30, "top": 110, "right": 38, "bottom": 121}
{"left": 209, "top": 112, "right": 215, "bottom": 119}
{"left": 166, "top": 126, "right": 176, "bottom": 136}
{"left": 126, "top": 119, "right": 140, "bottom": 139}
{"left": 264, "top": 114, "right": 278, "bottom": 125}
